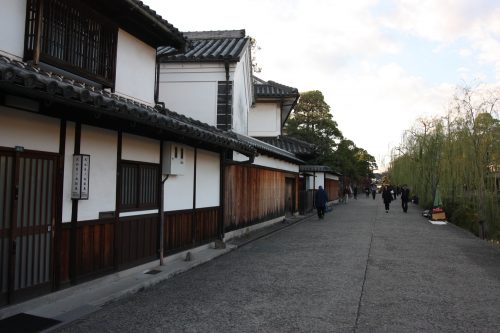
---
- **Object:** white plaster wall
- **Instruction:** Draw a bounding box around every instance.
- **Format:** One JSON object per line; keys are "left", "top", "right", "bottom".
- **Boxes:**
{"left": 164, "top": 144, "right": 195, "bottom": 211}
{"left": 160, "top": 57, "right": 252, "bottom": 135}
{"left": 325, "top": 173, "right": 339, "bottom": 181}
{"left": 161, "top": 63, "right": 226, "bottom": 81}
{"left": 316, "top": 173, "right": 325, "bottom": 189}
{"left": 306, "top": 173, "right": 325, "bottom": 190}
{"left": 77, "top": 126, "right": 117, "bottom": 221}
{"left": 234, "top": 152, "right": 299, "bottom": 173}
{"left": 232, "top": 47, "right": 252, "bottom": 135}
{"left": 248, "top": 103, "right": 280, "bottom": 137}
{"left": 115, "top": 29, "right": 156, "bottom": 105}
{"left": 0, "top": 106, "right": 59, "bottom": 153}
{"left": 0, "top": 0, "right": 26, "bottom": 60}
{"left": 159, "top": 63, "right": 226, "bottom": 124}
{"left": 195, "top": 149, "right": 220, "bottom": 208}
{"left": 159, "top": 81, "right": 217, "bottom": 126}
{"left": 122, "top": 133, "right": 159, "bottom": 163}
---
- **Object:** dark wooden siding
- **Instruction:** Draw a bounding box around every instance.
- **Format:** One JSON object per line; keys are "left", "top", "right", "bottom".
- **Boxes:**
{"left": 224, "top": 165, "right": 288, "bottom": 231}
{"left": 57, "top": 207, "right": 219, "bottom": 285}
{"left": 194, "top": 207, "right": 219, "bottom": 243}
{"left": 60, "top": 219, "right": 114, "bottom": 282}
{"left": 325, "top": 179, "right": 340, "bottom": 201}
{"left": 299, "top": 190, "right": 314, "bottom": 215}
{"left": 164, "top": 207, "right": 219, "bottom": 254}
{"left": 116, "top": 214, "right": 158, "bottom": 269}
{"left": 164, "top": 210, "right": 192, "bottom": 253}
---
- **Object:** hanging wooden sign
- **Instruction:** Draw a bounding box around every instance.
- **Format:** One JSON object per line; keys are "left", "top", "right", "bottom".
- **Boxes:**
{"left": 71, "top": 154, "right": 90, "bottom": 200}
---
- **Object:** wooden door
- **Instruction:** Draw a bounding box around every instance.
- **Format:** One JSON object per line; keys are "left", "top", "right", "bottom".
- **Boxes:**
{"left": 285, "top": 178, "right": 295, "bottom": 216}
{"left": 0, "top": 149, "right": 57, "bottom": 305}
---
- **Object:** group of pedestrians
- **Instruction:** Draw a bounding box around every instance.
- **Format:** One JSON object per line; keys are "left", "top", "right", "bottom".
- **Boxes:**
{"left": 382, "top": 184, "right": 410, "bottom": 213}
{"left": 315, "top": 183, "right": 412, "bottom": 219}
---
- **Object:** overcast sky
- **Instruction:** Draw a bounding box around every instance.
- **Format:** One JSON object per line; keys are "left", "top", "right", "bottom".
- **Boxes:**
{"left": 142, "top": 0, "right": 500, "bottom": 171}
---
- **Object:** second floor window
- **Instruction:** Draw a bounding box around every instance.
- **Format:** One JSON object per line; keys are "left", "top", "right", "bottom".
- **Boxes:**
{"left": 24, "top": 0, "right": 118, "bottom": 88}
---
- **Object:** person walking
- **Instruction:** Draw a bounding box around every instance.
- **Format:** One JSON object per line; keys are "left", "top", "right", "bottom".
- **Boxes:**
{"left": 381, "top": 184, "right": 392, "bottom": 213}
{"left": 314, "top": 186, "right": 328, "bottom": 219}
{"left": 353, "top": 186, "right": 358, "bottom": 200}
{"left": 401, "top": 184, "right": 410, "bottom": 213}
{"left": 343, "top": 186, "right": 350, "bottom": 204}
{"left": 371, "top": 184, "right": 377, "bottom": 200}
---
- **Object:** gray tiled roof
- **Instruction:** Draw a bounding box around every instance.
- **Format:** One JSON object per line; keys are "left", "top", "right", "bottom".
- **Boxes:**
{"left": 93, "top": 0, "right": 186, "bottom": 48}
{"left": 128, "top": 0, "right": 186, "bottom": 46}
{"left": 0, "top": 56, "right": 255, "bottom": 156}
{"left": 254, "top": 136, "right": 317, "bottom": 157}
{"left": 233, "top": 133, "right": 304, "bottom": 164}
{"left": 158, "top": 30, "right": 249, "bottom": 62}
{"left": 299, "top": 165, "right": 342, "bottom": 175}
{"left": 253, "top": 76, "right": 299, "bottom": 98}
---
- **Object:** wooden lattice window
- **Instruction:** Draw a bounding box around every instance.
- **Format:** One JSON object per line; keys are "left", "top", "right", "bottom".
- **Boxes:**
{"left": 217, "top": 81, "right": 233, "bottom": 130}
{"left": 24, "top": 0, "right": 118, "bottom": 88}
{"left": 120, "top": 161, "right": 159, "bottom": 210}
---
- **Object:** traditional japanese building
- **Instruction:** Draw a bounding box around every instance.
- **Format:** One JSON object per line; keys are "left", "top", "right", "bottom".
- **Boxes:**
{"left": 0, "top": 0, "right": 256, "bottom": 305}
{"left": 157, "top": 30, "right": 305, "bottom": 236}
{"left": 249, "top": 76, "right": 341, "bottom": 213}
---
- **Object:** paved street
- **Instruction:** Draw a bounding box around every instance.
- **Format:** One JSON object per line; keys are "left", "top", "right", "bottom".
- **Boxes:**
{"left": 56, "top": 196, "right": 500, "bottom": 332}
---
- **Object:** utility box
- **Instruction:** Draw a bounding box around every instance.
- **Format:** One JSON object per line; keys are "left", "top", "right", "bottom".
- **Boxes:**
{"left": 162, "top": 142, "right": 185, "bottom": 175}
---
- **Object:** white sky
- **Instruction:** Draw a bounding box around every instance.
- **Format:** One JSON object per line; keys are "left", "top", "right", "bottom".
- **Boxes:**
{"left": 142, "top": 0, "right": 500, "bottom": 171}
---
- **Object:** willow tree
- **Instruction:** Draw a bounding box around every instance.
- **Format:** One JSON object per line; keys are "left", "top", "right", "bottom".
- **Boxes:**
{"left": 390, "top": 85, "right": 499, "bottom": 239}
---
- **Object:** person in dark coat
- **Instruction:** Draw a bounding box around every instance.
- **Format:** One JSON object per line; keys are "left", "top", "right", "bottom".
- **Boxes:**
{"left": 314, "top": 186, "right": 328, "bottom": 219}
{"left": 381, "top": 184, "right": 392, "bottom": 213}
{"left": 401, "top": 184, "right": 410, "bottom": 213}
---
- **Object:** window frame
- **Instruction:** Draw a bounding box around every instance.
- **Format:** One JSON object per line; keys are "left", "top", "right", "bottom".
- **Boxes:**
{"left": 23, "top": 0, "right": 118, "bottom": 89}
{"left": 216, "top": 80, "right": 233, "bottom": 130}
{"left": 120, "top": 160, "right": 160, "bottom": 211}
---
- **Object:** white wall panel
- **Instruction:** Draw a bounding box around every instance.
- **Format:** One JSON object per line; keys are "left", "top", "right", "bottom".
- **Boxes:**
{"left": 248, "top": 103, "right": 280, "bottom": 137}
{"left": 195, "top": 149, "right": 220, "bottom": 208}
{"left": 164, "top": 144, "right": 195, "bottom": 211}
{"left": 233, "top": 152, "right": 299, "bottom": 173}
{"left": 122, "top": 133, "right": 159, "bottom": 163}
{"left": 325, "top": 173, "right": 339, "bottom": 181}
{"left": 160, "top": 63, "right": 226, "bottom": 80}
{"left": 232, "top": 48, "right": 252, "bottom": 134}
{"left": 0, "top": 0, "right": 26, "bottom": 59}
{"left": 115, "top": 29, "right": 156, "bottom": 105}
{"left": 77, "top": 126, "right": 117, "bottom": 221}
{"left": 0, "top": 106, "right": 59, "bottom": 153}
{"left": 306, "top": 173, "right": 325, "bottom": 190}
{"left": 252, "top": 154, "right": 299, "bottom": 173}
{"left": 159, "top": 81, "right": 217, "bottom": 126}
{"left": 316, "top": 173, "right": 325, "bottom": 189}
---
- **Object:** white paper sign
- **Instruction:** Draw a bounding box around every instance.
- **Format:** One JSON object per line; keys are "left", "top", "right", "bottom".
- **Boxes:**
{"left": 71, "top": 154, "right": 90, "bottom": 200}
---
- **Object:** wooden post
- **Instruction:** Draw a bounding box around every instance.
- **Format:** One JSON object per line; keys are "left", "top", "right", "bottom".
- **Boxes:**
{"left": 69, "top": 122, "right": 81, "bottom": 284}
{"left": 54, "top": 119, "right": 66, "bottom": 290}
{"left": 113, "top": 130, "right": 122, "bottom": 270}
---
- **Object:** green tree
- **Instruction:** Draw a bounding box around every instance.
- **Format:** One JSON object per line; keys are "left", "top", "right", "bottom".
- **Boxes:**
{"left": 284, "top": 90, "right": 342, "bottom": 164}
{"left": 333, "top": 139, "right": 377, "bottom": 180}
{"left": 390, "top": 85, "right": 499, "bottom": 240}
{"left": 284, "top": 90, "right": 377, "bottom": 181}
